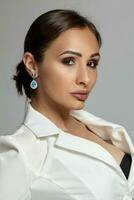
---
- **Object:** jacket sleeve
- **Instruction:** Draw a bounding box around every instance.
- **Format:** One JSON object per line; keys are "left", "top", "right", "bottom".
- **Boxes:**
{"left": 0, "top": 135, "right": 31, "bottom": 200}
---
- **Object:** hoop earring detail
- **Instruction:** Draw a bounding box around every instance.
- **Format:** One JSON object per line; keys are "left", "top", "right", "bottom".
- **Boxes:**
{"left": 30, "top": 72, "right": 38, "bottom": 90}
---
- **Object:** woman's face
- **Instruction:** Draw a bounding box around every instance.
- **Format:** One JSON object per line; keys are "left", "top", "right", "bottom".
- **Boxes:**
{"left": 37, "top": 27, "right": 100, "bottom": 111}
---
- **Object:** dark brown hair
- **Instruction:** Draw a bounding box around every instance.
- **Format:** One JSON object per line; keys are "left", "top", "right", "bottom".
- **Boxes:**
{"left": 13, "top": 9, "right": 102, "bottom": 98}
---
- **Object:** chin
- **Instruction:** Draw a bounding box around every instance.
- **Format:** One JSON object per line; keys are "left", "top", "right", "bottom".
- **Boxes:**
{"left": 70, "top": 101, "right": 85, "bottom": 110}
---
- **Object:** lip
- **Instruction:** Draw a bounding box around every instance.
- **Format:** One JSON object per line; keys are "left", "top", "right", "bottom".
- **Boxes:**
{"left": 71, "top": 90, "right": 89, "bottom": 95}
{"left": 71, "top": 93, "right": 88, "bottom": 101}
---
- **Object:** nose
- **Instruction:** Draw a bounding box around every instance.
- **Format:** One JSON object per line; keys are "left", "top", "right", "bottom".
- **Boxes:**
{"left": 76, "top": 66, "right": 90, "bottom": 87}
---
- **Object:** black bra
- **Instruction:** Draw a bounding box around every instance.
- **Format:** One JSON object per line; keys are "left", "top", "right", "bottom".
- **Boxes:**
{"left": 120, "top": 153, "right": 132, "bottom": 179}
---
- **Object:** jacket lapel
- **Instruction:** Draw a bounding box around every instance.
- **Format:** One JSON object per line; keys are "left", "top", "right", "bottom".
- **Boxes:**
{"left": 70, "top": 109, "right": 134, "bottom": 156}
{"left": 55, "top": 129, "right": 119, "bottom": 168}
{"left": 55, "top": 109, "right": 134, "bottom": 180}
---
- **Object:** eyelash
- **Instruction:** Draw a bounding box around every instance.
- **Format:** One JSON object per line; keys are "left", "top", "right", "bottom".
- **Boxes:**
{"left": 61, "top": 57, "right": 99, "bottom": 68}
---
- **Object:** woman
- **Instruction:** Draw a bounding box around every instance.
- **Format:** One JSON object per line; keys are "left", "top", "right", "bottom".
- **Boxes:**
{"left": 0, "top": 9, "right": 133, "bottom": 200}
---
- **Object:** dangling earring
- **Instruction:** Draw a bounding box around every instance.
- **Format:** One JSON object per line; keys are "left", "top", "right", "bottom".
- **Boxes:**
{"left": 30, "top": 71, "right": 38, "bottom": 90}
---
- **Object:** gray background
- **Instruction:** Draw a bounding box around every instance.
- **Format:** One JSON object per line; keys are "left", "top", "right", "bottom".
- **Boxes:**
{"left": 0, "top": 0, "right": 134, "bottom": 142}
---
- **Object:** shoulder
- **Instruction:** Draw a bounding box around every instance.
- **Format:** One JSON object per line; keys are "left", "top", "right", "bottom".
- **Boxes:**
{"left": 0, "top": 124, "right": 48, "bottom": 175}
{"left": 0, "top": 125, "right": 37, "bottom": 156}
{"left": 0, "top": 128, "right": 32, "bottom": 200}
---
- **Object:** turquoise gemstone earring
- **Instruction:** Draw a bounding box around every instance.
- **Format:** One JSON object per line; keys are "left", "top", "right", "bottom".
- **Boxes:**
{"left": 30, "top": 72, "right": 38, "bottom": 90}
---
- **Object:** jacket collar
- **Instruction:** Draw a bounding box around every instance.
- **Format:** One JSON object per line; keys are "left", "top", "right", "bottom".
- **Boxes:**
{"left": 23, "top": 103, "right": 61, "bottom": 137}
{"left": 23, "top": 102, "right": 134, "bottom": 156}
{"left": 23, "top": 103, "right": 118, "bottom": 137}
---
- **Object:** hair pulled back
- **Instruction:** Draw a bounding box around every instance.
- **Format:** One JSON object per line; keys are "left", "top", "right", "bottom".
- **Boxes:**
{"left": 13, "top": 9, "right": 102, "bottom": 98}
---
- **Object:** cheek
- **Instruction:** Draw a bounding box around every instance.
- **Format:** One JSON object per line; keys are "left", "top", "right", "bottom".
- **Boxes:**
{"left": 39, "top": 64, "right": 72, "bottom": 91}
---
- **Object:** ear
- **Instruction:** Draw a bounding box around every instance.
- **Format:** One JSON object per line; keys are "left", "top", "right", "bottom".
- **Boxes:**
{"left": 23, "top": 52, "right": 39, "bottom": 77}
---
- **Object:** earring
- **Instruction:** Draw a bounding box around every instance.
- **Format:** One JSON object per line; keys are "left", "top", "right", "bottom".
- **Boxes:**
{"left": 30, "top": 71, "right": 38, "bottom": 90}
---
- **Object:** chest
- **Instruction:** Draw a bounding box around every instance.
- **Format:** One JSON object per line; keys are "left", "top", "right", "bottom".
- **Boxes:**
{"left": 66, "top": 122, "right": 125, "bottom": 165}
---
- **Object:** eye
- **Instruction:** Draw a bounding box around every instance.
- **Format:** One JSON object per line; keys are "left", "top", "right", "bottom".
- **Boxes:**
{"left": 61, "top": 57, "right": 75, "bottom": 65}
{"left": 87, "top": 59, "right": 98, "bottom": 68}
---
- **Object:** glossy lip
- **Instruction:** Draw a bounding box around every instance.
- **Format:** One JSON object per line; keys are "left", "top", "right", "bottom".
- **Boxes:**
{"left": 71, "top": 93, "right": 88, "bottom": 101}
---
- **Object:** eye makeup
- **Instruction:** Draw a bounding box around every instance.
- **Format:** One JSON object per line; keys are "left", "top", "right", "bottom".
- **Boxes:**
{"left": 61, "top": 56, "right": 99, "bottom": 69}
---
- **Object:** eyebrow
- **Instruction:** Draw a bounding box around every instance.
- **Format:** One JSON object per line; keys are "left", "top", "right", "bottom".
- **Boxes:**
{"left": 59, "top": 50, "right": 100, "bottom": 59}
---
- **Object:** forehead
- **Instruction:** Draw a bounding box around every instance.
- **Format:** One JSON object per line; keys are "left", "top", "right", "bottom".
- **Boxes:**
{"left": 45, "top": 27, "right": 99, "bottom": 56}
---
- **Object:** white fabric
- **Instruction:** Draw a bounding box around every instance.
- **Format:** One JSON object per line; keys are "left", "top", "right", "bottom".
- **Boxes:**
{"left": 0, "top": 103, "right": 134, "bottom": 200}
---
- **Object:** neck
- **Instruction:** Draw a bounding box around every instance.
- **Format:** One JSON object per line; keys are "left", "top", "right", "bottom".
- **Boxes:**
{"left": 30, "top": 97, "right": 73, "bottom": 132}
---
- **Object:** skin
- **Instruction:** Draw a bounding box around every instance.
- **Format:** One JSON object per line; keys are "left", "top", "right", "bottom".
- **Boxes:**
{"left": 23, "top": 27, "right": 100, "bottom": 131}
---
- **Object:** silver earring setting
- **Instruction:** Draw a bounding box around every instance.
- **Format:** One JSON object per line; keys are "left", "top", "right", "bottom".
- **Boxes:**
{"left": 30, "top": 72, "right": 38, "bottom": 90}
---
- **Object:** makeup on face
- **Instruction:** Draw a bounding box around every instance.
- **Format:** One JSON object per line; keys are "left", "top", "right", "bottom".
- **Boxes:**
{"left": 37, "top": 27, "right": 100, "bottom": 111}
{"left": 58, "top": 50, "right": 100, "bottom": 69}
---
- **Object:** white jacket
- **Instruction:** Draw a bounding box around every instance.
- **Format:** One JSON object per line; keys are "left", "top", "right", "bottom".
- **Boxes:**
{"left": 0, "top": 103, "right": 134, "bottom": 200}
